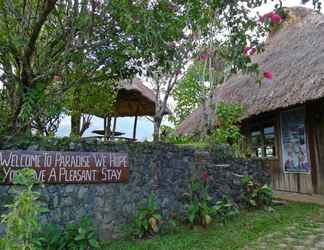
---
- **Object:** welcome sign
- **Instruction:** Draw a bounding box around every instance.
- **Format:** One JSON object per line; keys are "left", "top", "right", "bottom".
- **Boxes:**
{"left": 0, "top": 151, "right": 128, "bottom": 184}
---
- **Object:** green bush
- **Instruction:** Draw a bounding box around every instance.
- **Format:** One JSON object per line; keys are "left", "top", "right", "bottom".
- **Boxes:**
{"left": 126, "top": 193, "right": 162, "bottom": 239}
{"left": 0, "top": 168, "right": 46, "bottom": 250}
{"left": 241, "top": 176, "right": 273, "bottom": 209}
{"left": 160, "top": 125, "right": 195, "bottom": 144}
{"left": 214, "top": 196, "right": 240, "bottom": 223}
{"left": 39, "top": 217, "right": 100, "bottom": 250}
{"left": 38, "top": 223, "right": 63, "bottom": 250}
{"left": 208, "top": 102, "right": 245, "bottom": 156}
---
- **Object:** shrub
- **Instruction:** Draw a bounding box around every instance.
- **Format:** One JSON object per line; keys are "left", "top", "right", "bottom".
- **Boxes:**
{"left": 186, "top": 171, "right": 215, "bottom": 227}
{"left": 160, "top": 125, "right": 195, "bottom": 144}
{"left": 214, "top": 196, "right": 240, "bottom": 223}
{"left": 0, "top": 168, "right": 46, "bottom": 250}
{"left": 241, "top": 176, "right": 273, "bottom": 209}
{"left": 39, "top": 217, "right": 100, "bottom": 250}
{"left": 38, "top": 223, "right": 64, "bottom": 250}
{"left": 127, "top": 193, "right": 162, "bottom": 239}
{"left": 208, "top": 102, "right": 245, "bottom": 156}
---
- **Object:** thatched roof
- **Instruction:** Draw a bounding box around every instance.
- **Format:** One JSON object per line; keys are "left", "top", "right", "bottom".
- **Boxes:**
{"left": 90, "top": 79, "right": 170, "bottom": 117}
{"left": 177, "top": 7, "right": 324, "bottom": 135}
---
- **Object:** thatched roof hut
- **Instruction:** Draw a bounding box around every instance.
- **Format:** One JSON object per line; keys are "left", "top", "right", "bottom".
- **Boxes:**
{"left": 89, "top": 78, "right": 170, "bottom": 118}
{"left": 86, "top": 78, "right": 170, "bottom": 140}
{"left": 177, "top": 7, "right": 324, "bottom": 135}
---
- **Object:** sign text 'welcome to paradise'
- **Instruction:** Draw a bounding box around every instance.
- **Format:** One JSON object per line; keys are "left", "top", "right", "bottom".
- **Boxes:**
{"left": 0, "top": 151, "right": 128, "bottom": 184}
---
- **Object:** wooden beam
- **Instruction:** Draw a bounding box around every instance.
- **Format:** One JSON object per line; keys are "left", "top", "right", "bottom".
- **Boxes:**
{"left": 133, "top": 116, "right": 138, "bottom": 140}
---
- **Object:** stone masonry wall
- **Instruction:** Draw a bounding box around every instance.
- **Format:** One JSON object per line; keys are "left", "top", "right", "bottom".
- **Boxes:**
{"left": 0, "top": 139, "right": 270, "bottom": 240}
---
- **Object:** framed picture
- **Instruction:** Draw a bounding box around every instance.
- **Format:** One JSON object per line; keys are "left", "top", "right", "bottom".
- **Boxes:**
{"left": 280, "top": 107, "right": 310, "bottom": 174}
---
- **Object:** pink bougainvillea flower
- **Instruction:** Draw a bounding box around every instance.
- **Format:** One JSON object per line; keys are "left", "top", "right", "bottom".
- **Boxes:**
{"left": 199, "top": 52, "right": 209, "bottom": 61}
{"left": 263, "top": 71, "right": 273, "bottom": 80}
{"left": 243, "top": 47, "right": 251, "bottom": 56}
{"left": 202, "top": 171, "right": 209, "bottom": 182}
{"left": 249, "top": 47, "right": 257, "bottom": 55}
{"left": 53, "top": 75, "right": 62, "bottom": 81}
{"left": 271, "top": 14, "right": 283, "bottom": 24}
{"left": 259, "top": 11, "right": 275, "bottom": 23}
{"left": 243, "top": 47, "right": 257, "bottom": 56}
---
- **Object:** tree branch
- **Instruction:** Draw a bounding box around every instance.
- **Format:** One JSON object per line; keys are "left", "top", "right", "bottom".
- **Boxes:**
{"left": 22, "top": 0, "right": 58, "bottom": 86}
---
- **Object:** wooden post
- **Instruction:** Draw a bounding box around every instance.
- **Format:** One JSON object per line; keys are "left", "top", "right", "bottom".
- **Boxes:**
{"left": 133, "top": 115, "right": 138, "bottom": 140}
{"left": 113, "top": 117, "right": 117, "bottom": 136}
{"left": 107, "top": 116, "right": 111, "bottom": 139}
{"left": 104, "top": 116, "right": 107, "bottom": 141}
{"left": 104, "top": 116, "right": 112, "bottom": 141}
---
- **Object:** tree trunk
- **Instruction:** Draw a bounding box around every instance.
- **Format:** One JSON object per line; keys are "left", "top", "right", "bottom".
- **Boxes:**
{"left": 70, "top": 112, "right": 81, "bottom": 137}
{"left": 8, "top": 90, "right": 24, "bottom": 135}
{"left": 207, "top": 91, "right": 215, "bottom": 135}
{"left": 202, "top": 100, "right": 209, "bottom": 137}
{"left": 79, "top": 114, "right": 92, "bottom": 137}
{"left": 153, "top": 116, "right": 162, "bottom": 142}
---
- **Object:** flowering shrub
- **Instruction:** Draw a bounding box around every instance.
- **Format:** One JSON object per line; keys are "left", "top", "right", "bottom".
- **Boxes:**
{"left": 186, "top": 171, "right": 215, "bottom": 227}
{"left": 243, "top": 8, "right": 286, "bottom": 83}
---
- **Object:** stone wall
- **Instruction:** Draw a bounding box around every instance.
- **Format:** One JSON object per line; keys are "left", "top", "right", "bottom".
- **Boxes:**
{"left": 0, "top": 139, "right": 270, "bottom": 239}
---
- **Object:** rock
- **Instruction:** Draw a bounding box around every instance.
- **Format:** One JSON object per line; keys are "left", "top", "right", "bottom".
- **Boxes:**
{"left": 272, "top": 200, "right": 289, "bottom": 206}
{"left": 78, "top": 186, "right": 88, "bottom": 199}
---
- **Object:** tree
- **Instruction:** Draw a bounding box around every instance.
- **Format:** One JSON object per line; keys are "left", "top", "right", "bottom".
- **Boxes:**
{"left": 64, "top": 80, "right": 117, "bottom": 137}
{"left": 171, "top": 62, "right": 207, "bottom": 126}
{"left": 144, "top": 0, "right": 271, "bottom": 141}
{"left": 0, "top": 0, "right": 122, "bottom": 136}
{"left": 1, "top": 0, "right": 188, "bottom": 137}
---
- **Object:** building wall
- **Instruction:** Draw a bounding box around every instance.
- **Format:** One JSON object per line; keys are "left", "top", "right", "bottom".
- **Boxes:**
{"left": 243, "top": 99, "right": 324, "bottom": 195}
{"left": 0, "top": 140, "right": 270, "bottom": 240}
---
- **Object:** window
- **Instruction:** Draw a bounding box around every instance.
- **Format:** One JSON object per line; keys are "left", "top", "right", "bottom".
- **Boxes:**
{"left": 250, "top": 124, "right": 276, "bottom": 158}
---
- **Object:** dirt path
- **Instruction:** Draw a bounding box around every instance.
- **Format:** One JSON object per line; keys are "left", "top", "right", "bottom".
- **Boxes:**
{"left": 244, "top": 209, "right": 324, "bottom": 250}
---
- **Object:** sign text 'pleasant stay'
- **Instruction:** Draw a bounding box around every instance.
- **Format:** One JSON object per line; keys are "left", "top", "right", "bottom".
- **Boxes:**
{"left": 0, "top": 151, "right": 128, "bottom": 184}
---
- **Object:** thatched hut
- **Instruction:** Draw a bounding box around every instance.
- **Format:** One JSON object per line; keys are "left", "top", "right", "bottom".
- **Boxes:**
{"left": 86, "top": 79, "right": 170, "bottom": 140}
{"left": 177, "top": 7, "right": 324, "bottom": 195}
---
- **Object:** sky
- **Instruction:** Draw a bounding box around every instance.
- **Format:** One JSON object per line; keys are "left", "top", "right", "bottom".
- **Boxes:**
{"left": 56, "top": 0, "right": 317, "bottom": 141}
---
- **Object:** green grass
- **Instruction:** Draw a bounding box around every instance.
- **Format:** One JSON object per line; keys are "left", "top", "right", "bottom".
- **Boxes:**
{"left": 103, "top": 203, "right": 321, "bottom": 250}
